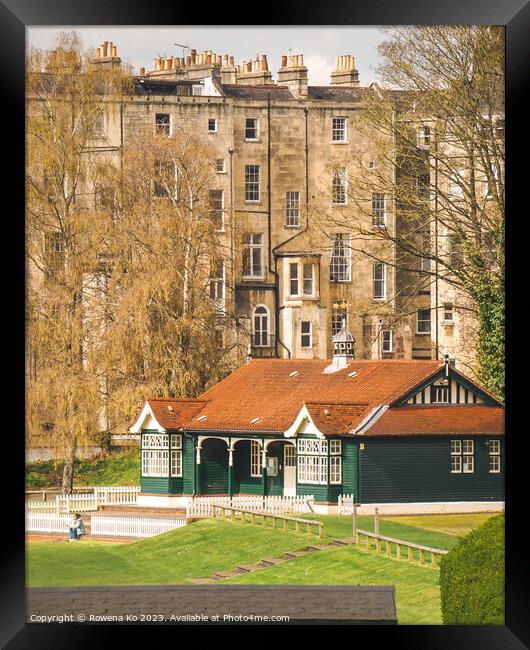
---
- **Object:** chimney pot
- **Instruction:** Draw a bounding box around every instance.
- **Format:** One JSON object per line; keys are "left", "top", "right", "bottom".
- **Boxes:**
{"left": 229, "top": 56, "right": 235, "bottom": 66}
{"left": 281, "top": 55, "right": 287, "bottom": 68}
{"left": 140, "top": 67, "right": 145, "bottom": 76}
{"left": 112, "top": 45, "right": 117, "bottom": 58}
{"left": 261, "top": 54, "right": 268, "bottom": 71}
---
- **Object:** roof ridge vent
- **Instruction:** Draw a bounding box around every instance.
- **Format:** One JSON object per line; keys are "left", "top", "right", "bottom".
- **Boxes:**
{"left": 250, "top": 417, "right": 260, "bottom": 424}
{"left": 289, "top": 370, "right": 300, "bottom": 377}
{"left": 348, "top": 371, "right": 358, "bottom": 378}
{"left": 197, "top": 415, "right": 207, "bottom": 421}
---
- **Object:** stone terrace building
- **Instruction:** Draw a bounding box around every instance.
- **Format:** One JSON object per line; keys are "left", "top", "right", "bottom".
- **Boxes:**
{"left": 86, "top": 43, "right": 437, "bottom": 365}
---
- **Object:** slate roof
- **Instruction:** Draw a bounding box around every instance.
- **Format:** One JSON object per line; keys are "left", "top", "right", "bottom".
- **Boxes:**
{"left": 221, "top": 84, "right": 294, "bottom": 100}
{"left": 27, "top": 585, "right": 398, "bottom": 623}
{"left": 367, "top": 404, "right": 505, "bottom": 437}
{"left": 308, "top": 86, "right": 365, "bottom": 101}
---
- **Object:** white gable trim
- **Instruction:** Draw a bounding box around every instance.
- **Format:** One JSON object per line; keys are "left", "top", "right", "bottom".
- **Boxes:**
{"left": 349, "top": 404, "right": 388, "bottom": 435}
{"left": 284, "top": 405, "right": 326, "bottom": 439}
{"left": 130, "top": 402, "right": 166, "bottom": 434}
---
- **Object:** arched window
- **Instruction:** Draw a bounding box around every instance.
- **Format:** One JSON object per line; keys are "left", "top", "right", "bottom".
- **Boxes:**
{"left": 253, "top": 305, "right": 269, "bottom": 347}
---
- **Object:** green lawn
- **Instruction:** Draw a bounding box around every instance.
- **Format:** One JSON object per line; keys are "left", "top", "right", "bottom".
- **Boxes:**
{"left": 381, "top": 513, "right": 498, "bottom": 536}
{"left": 27, "top": 513, "right": 492, "bottom": 624}
{"left": 303, "top": 514, "right": 459, "bottom": 550}
{"left": 223, "top": 545, "right": 442, "bottom": 625}
{"left": 26, "top": 519, "right": 318, "bottom": 587}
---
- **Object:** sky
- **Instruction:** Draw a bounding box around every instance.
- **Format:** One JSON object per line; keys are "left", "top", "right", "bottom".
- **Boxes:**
{"left": 27, "top": 26, "right": 386, "bottom": 85}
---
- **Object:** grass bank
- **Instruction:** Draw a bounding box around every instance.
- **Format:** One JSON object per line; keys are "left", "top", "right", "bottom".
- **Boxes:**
{"left": 26, "top": 451, "right": 140, "bottom": 489}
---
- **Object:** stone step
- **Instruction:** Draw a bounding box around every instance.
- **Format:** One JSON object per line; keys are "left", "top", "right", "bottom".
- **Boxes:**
{"left": 211, "top": 569, "right": 246, "bottom": 579}
{"left": 190, "top": 578, "right": 216, "bottom": 584}
{"left": 282, "top": 550, "right": 309, "bottom": 559}
{"left": 259, "top": 557, "right": 289, "bottom": 567}
{"left": 308, "top": 543, "right": 337, "bottom": 551}
{"left": 236, "top": 563, "right": 263, "bottom": 573}
{"left": 332, "top": 538, "right": 355, "bottom": 546}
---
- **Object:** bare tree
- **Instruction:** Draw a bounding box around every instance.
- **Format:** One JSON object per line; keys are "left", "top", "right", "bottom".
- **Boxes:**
{"left": 26, "top": 32, "right": 132, "bottom": 491}
{"left": 93, "top": 129, "right": 243, "bottom": 434}
{"left": 313, "top": 26, "right": 504, "bottom": 394}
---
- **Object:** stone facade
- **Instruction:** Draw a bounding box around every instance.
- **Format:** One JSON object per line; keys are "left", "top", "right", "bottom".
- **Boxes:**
{"left": 31, "top": 43, "right": 477, "bottom": 372}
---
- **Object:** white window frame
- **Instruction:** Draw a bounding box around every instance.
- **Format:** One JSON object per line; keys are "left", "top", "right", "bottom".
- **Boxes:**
{"left": 332, "top": 168, "right": 348, "bottom": 205}
{"left": 285, "top": 191, "right": 301, "bottom": 227}
{"left": 289, "top": 262, "right": 299, "bottom": 296}
{"left": 417, "top": 309, "right": 431, "bottom": 334}
{"left": 208, "top": 118, "right": 217, "bottom": 133}
{"left": 245, "top": 117, "right": 259, "bottom": 141}
{"left": 450, "top": 439, "right": 462, "bottom": 473}
{"left": 329, "top": 456, "right": 342, "bottom": 484}
{"left": 242, "top": 233, "right": 264, "bottom": 279}
{"left": 301, "top": 321, "right": 312, "bottom": 348}
{"left": 332, "top": 117, "right": 347, "bottom": 142}
{"left": 171, "top": 449, "right": 182, "bottom": 477}
{"left": 416, "top": 125, "right": 431, "bottom": 149}
{"left": 330, "top": 440, "right": 341, "bottom": 455}
{"left": 382, "top": 330, "right": 393, "bottom": 353}
{"left": 303, "top": 262, "right": 314, "bottom": 296}
{"left": 443, "top": 302, "right": 455, "bottom": 325}
{"left": 215, "top": 158, "right": 226, "bottom": 174}
{"left": 155, "top": 112, "right": 171, "bottom": 136}
{"left": 210, "top": 259, "right": 225, "bottom": 305}
{"left": 373, "top": 262, "right": 386, "bottom": 300}
{"left": 330, "top": 234, "right": 352, "bottom": 283}
{"left": 372, "top": 193, "right": 386, "bottom": 227}
{"left": 245, "top": 165, "right": 260, "bottom": 202}
{"left": 253, "top": 304, "right": 270, "bottom": 348}
{"left": 209, "top": 189, "right": 224, "bottom": 232}
{"left": 488, "top": 439, "right": 501, "bottom": 473}
{"left": 250, "top": 440, "right": 261, "bottom": 477}
{"left": 332, "top": 302, "right": 348, "bottom": 337}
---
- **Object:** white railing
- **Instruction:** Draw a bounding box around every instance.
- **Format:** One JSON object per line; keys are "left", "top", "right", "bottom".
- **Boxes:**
{"left": 26, "top": 511, "right": 74, "bottom": 534}
{"left": 338, "top": 494, "right": 355, "bottom": 515}
{"left": 186, "top": 495, "right": 315, "bottom": 518}
{"left": 26, "top": 486, "right": 140, "bottom": 514}
{"left": 94, "top": 486, "right": 140, "bottom": 505}
{"left": 90, "top": 515, "right": 185, "bottom": 538}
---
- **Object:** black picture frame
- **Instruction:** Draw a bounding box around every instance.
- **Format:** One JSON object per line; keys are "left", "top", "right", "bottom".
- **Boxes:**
{"left": 3, "top": 0, "right": 529, "bottom": 646}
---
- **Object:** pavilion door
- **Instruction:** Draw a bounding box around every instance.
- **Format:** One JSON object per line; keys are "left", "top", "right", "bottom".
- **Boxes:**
{"left": 284, "top": 445, "right": 296, "bottom": 496}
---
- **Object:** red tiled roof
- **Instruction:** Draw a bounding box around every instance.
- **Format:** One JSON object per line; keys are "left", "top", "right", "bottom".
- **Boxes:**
{"left": 305, "top": 403, "right": 370, "bottom": 435}
{"left": 171, "top": 358, "right": 443, "bottom": 432}
{"left": 147, "top": 398, "right": 207, "bottom": 430}
{"left": 365, "top": 405, "right": 505, "bottom": 437}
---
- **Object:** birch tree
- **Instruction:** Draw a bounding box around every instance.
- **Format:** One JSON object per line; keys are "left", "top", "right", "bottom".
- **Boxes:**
{"left": 26, "top": 32, "right": 132, "bottom": 491}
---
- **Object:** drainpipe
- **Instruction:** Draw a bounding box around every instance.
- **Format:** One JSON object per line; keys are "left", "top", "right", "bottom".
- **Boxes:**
{"left": 434, "top": 127, "right": 439, "bottom": 360}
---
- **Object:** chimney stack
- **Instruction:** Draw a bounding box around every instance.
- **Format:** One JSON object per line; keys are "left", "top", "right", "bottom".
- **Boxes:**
{"left": 235, "top": 53, "right": 272, "bottom": 86}
{"left": 330, "top": 54, "right": 359, "bottom": 87}
{"left": 277, "top": 53, "right": 308, "bottom": 98}
{"left": 90, "top": 41, "right": 121, "bottom": 68}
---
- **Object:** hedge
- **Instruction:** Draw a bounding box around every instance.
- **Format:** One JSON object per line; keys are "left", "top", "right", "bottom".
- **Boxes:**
{"left": 440, "top": 514, "right": 504, "bottom": 624}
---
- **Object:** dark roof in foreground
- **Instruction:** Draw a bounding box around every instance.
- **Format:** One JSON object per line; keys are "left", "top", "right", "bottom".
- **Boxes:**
{"left": 27, "top": 585, "right": 398, "bottom": 623}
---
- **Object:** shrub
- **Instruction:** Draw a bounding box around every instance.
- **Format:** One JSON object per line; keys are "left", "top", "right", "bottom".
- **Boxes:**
{"left": 440, "top": 514, "right": 504, "bottom": 624}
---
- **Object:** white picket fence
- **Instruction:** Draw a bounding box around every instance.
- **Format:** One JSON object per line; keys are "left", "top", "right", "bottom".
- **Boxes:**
{"left": 186, "top": 495, "right": 315, "bottom": 518}
{"left": 26, "top": 486, "right": 140, "bottom": 514}
{"left": 338, "top": 494, "right": 355, "bottom": 515}
{"left": 90, "top": 515, "right": 186, "bottom": 538}
{"left": 26, "top": 511, "right": 75, "bottom": 534}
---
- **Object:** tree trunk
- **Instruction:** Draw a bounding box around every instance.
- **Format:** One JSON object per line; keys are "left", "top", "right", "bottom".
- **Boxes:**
{"left": 62, "top": 441, "right": 76, "bottom": 494}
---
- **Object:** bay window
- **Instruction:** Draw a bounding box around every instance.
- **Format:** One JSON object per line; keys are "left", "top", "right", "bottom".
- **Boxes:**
{"left": 297, "top": 438, "right": 341, "bottom": 485}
